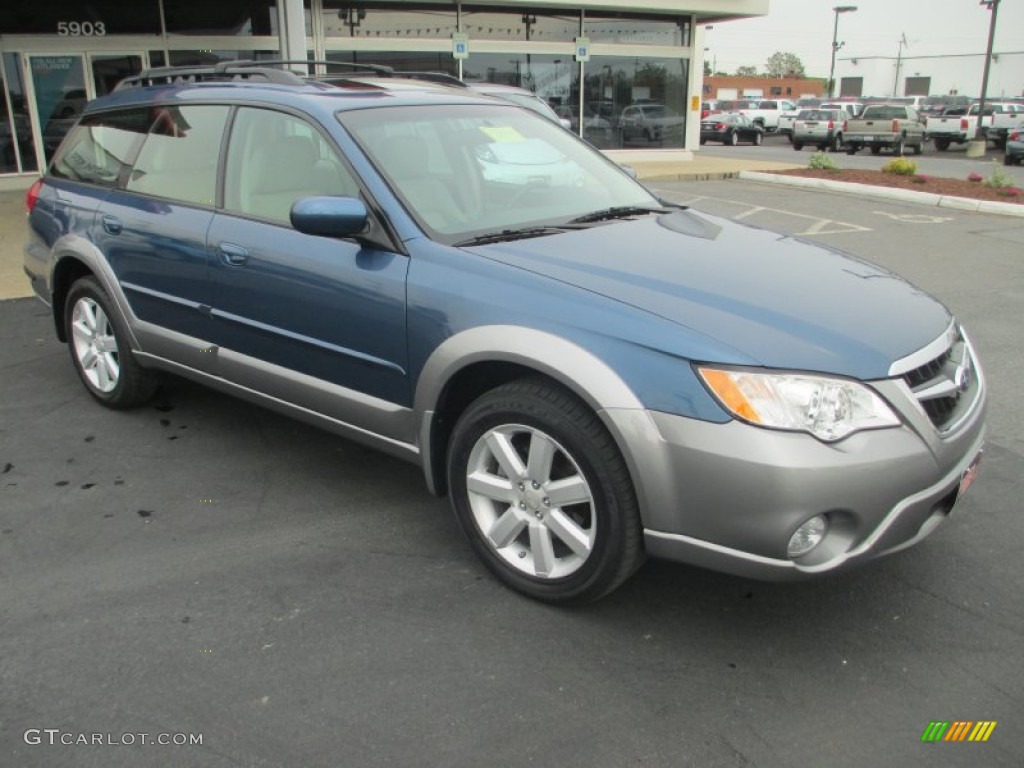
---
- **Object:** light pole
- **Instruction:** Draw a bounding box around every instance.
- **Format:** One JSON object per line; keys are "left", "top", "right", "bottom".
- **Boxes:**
{"left": 973, "top": 0, "right": 1000, "bottom": 143}
{"left": 828, "top": 6, "right": 857, "bottom": 99}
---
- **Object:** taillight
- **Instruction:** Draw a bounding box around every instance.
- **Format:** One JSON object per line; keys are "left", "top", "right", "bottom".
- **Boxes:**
{"left": 960, "top": 118, "right": 968, "bottom": 131}
{"left": 842, "top": 119, "right": 848, "bottom": 132}
{"left": 827, "top": 120, "right": 834, "bottom": 131}
{"left": 25, "top": 178, "right": 43, "bottom": 213}
{"left": 1011, "top": 131, "right": 1020, "bottom": 141}
{"left": 892, "top": 119, "right": 899, "bottom": 133}
{"left": 715, "top": 123, "right": 726, "bottom": 131}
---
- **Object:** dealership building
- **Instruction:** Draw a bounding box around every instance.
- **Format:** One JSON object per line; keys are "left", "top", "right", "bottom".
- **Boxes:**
{"left": 0, "top": 1, "right": 765, "bottom": 187}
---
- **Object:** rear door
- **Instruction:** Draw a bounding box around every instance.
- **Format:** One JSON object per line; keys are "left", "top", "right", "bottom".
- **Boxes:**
{"left": 204, "top": 106, "right": 410, "bottom": 416}
{"left": 94, "top": 103, "right": 229, "bottom": 355}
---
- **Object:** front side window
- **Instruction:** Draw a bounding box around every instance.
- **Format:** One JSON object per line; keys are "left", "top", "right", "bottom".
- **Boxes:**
{"left": 51, "top": 109, "right": 150, "bottom": 187}
{"left": 224, "top": 107, "right": 359, "bottom": 225}
{"left": 126, "top": 105, "right": 229, "bottom": 206}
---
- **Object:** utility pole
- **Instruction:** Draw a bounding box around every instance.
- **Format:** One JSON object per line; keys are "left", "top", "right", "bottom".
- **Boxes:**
{"left": 893, "top": 33, "right": 908, "bottom": 97}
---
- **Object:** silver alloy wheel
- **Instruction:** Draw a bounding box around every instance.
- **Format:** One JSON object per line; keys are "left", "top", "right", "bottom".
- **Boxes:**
{"left": 70, "top": 297, "right": 120, "bottom": 393}
{"left": 465, "top": 423, "right": 595, "bottom": 579}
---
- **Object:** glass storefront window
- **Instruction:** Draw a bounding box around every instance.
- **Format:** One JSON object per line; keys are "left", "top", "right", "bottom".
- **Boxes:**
{"left": 2, "top": 54, "right": 37, "bottom": 173}
{"left": 463, "top": 53, "right": 577, "bottom": 112}
{"left": 167, "top": 50, "right": 281, "bottom": 67}
{"left": 459, "top": 9, "right": 580, "bottom": 41}
{"left": 163, "top": 0, "right": 280, "bottom": 36}
{"left": 0, "top": 1, "right": 161, "bottom": 35}
{"left": 325, "top": 52, "right": 457, "bottom": 77}
{"left": 584, "top": 13, "right": 690, "bottom": 47}
{"left": 322, "top": 3, "right": 456, "bottom": 39}
{"left": 583, "top": 57, "right": 688, "bottom": 149}
{"left": 28, "top": 55, "right": 88, "bottom": 166}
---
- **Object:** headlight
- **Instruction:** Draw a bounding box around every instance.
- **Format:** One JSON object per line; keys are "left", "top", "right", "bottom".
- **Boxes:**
{"left": 698, "top": 367, "right": 900, "bottom": 442}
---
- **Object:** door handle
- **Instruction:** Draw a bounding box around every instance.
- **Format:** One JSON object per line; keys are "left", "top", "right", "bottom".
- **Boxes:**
{"left": 217, "top": 242, "right": 249, "bottom": 266}
{"left": 101, "top": 214, "right": 123, "bottom": 235}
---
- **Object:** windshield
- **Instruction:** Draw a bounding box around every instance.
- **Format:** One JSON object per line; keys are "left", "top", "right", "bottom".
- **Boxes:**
{"left": 339, "top": 104, "right": 660, "bottom": 243}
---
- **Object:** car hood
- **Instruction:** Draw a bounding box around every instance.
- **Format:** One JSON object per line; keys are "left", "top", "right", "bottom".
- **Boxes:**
{"left": 466, "top": 210, "right": 951, "bottom": 379}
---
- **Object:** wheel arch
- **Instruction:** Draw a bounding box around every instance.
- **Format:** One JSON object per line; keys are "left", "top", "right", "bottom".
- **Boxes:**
{"left": 414, "top": 326, "right": 643, "bottom": 496}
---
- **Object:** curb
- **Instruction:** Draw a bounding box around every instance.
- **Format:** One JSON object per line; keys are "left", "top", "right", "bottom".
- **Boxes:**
{"left": 738, "top": 171, "right": 1024, "bottom": 218}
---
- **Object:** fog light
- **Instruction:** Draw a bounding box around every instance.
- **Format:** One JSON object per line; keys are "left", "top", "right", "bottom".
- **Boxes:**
{"left": 787, "top": 515, "right": 828, "bottom": 558}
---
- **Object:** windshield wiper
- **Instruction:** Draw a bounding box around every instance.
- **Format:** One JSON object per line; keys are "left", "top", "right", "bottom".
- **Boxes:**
{"left": 453, "top": 226, "right": 567, "bottom": 247}
{"left": 568, "top": 206, "right": 667, "bottom": 224}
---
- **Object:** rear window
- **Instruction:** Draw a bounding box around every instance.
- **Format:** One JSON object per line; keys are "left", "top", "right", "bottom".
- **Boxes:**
{"left": 51, "top": 110, "right": 150, "bottom": 187}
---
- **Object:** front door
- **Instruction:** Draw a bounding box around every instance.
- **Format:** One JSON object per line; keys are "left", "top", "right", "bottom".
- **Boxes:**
{"left": 205, "top": 106, "right": 410, "bottom": 416}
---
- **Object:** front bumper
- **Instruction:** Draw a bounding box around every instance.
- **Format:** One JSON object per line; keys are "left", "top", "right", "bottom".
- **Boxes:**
{"left": 600, "top": 375, "right": 986, "bottom": 581}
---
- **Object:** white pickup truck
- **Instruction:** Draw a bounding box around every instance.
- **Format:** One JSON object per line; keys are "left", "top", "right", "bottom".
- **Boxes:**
{"left": 926, "top": 102, "right": 1019, "bottom": 150}
{"left": 987, "top": 105, "right": 1024, "bottom": 148}
{"left": 736, "top": 99, "right": 796, "bottom": 132}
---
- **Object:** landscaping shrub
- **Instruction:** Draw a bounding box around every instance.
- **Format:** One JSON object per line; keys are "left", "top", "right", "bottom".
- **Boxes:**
{"left": 967, "top": 172, "right": 983, "bottom": 183}
{"left": 984, "top": 161, "right": 1015, "bottom": 189}
{"left": 882, "top": 157, "right": 917, "bottom": 176}
{"left": 808, "top": 151, "right": 839, "bottom": 171}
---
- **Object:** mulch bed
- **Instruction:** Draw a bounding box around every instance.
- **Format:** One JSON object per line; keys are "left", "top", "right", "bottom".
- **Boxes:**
{"left": 767, "top": 167, "right": 1024, "bottom": 205}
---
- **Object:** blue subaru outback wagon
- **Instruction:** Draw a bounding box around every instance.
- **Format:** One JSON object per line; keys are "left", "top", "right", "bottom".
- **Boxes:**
{"left": 25, "top": 62, "right": 986, "bottom": 603}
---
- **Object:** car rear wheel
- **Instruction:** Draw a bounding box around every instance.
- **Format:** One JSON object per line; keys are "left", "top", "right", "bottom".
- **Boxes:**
{"left": 447, "top": 378, "right": 644, "bottom": 604}
{"left": 913, "top": 139, "right": 924, "bottom": 155}
{"left": 793, "top": 141, "right": 803, "bottom": 151}
{"left": 830, "top": 134, "right": 843, "bottom": 152}
{"left": 729, "top": 131, "right": 738, "bottom": 146}
{"left": 752, "top": 132, "right": 762, "bottom": 146}
{"left": 892, "top": 137, "right": 905, "bottom": 155}
{"left": 934, "top": 137, "right": 950, "bottom": 151}
{"left": 65, "top": 276, "right": 158, "bottom": 408}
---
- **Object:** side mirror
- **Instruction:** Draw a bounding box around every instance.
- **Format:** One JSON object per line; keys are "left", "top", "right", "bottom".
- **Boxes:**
{"left": 290, "top": 196, "right": 368, "bottom": 238}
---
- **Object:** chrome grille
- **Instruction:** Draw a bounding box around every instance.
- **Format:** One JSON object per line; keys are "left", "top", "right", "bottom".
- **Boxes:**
{"left": 896, "top": 325, "right": 980, "bottom": 433}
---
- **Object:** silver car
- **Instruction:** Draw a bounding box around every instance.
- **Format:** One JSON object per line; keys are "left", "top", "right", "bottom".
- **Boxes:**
{"left": 792, "top": 109, "right": 847, "bottom": 152}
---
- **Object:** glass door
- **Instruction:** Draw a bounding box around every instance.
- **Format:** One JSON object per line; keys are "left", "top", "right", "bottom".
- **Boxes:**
{"left": 26, "top": 54, "right": 87, "bottom": 166}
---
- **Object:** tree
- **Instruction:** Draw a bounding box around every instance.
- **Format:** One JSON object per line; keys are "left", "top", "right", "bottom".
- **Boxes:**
{"left": 765, "top": 52, "right": 806, "bottom": 78}
{"left": 735, "top": 65, "right": 758, "bottom": 77}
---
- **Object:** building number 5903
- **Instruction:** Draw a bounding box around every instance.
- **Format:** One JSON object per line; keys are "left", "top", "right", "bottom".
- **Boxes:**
{"left": 57, "top": 21, "right": 107, "bottom": 37}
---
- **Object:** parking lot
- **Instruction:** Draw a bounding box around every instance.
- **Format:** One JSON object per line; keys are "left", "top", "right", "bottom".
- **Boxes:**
{"left": 2, "top": 181, "right": 1022, "bottom": 767}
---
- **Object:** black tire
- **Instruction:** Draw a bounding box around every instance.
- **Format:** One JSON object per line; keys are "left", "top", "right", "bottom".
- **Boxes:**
{"left": 934, "top": 137, "right": 950, "bottom": 151}
{"left": 752, "top": 131, "right": 762, "bottom": 146}
{"left": 793, "top": 141, "right": 803, "bottom": 151}
{"left": 870, "top": 144, "right": 882, "bottom": 155}
{"left": 892, "top": 136, "right": 905, "bottom": 156}
{"left": 699, "top": 137, "right": 707, "bottom": 145}
{"left": 830, "top": 134, "right": 843, "bottom": 152}
{"left": 729, "top": 130, "right": 738, "bottom": 146}
{"left": 912, "top": 139, "right": 924, "bottom": 156}
{"left": 847, "top": 145, "right": 858, "bottom": 155}
{"left": 64, "top": 276, "right": 158, "bottom": 409}
{"left": 447, "top": 378, "right": 644, "bottom": 604}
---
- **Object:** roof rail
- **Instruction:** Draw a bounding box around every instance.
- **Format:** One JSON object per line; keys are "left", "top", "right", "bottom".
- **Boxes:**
{"left": 114, "top": 58, "right": 407, "bottom": 91}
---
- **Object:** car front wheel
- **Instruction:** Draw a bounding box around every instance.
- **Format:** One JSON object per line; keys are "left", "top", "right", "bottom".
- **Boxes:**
{"left": 447, "top": 378, "right": 644, "bottom": 603}
{"left": 752, "top": 132, "right": 763, "bottom": 146}
{"left": 65, "top": 276, "right": 158, "bottom": 408}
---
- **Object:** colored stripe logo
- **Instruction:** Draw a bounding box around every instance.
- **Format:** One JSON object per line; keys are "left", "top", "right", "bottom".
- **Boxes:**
{"left": 921, "top": 721, "right": 997, "bottom": 742}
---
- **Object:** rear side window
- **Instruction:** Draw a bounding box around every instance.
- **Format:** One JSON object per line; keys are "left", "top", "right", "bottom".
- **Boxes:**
{"left": 51, "top": 110, "right": 149, "bottom": 187}
{"left": 125, "top": 105, "right": 229, "bottom": 207}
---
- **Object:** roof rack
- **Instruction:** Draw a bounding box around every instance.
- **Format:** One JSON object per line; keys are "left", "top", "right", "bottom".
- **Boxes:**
{"left": 114, "top": 59, "right": 398, "bottom": 91}
{"left": 114, "top": 59, "right": 468, "bottom": 92}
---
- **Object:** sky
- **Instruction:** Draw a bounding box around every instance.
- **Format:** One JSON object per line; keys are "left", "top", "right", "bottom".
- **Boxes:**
{"left": 705, "top": 0, "right": 1024, "bottom": 79}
